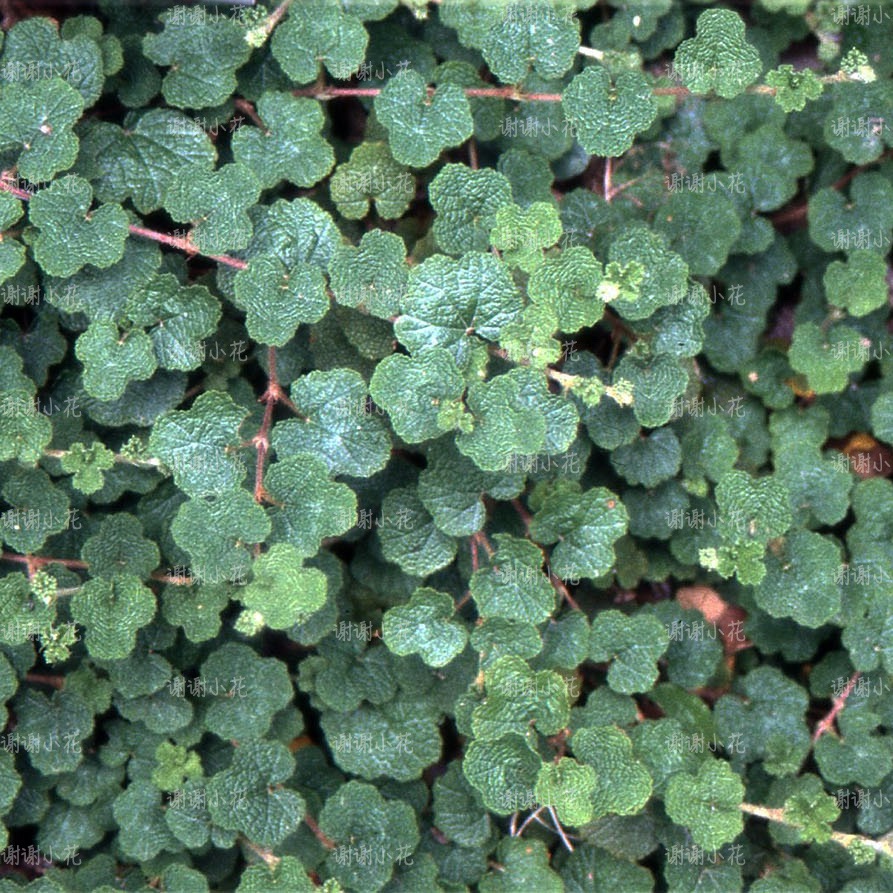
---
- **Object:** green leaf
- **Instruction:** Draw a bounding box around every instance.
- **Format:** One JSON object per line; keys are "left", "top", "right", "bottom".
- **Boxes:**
{"left": 112, "top": 780, "right": 178, "bottom": 861}
{"left": 81, "top": 513, "right": 159, "bottom": 580}
{"left": 239, "top": 543, "right": 327, "bottom": 630}
{"left": 715, "top": 666, "right": 810, "bottom": 777}
{"left": 572, "top": 725, "right": 653, "bottom": 819}
{"left": 233, "top": 253, "right": 329, "bottom": 346}
{"left": 429, "top": 163, "right": 513, "bottom": 255}
{"left": 265, "top": 453, "right": 357, "bottom": 558}
{"left": 271, "top": 368, "right": 392, "bottom": 477}
{"left": 328, "top": 141, "right": 414, "bottom": 221}
{"left": 789, "top": 322, "right": 867, "bottom": 394}
{"left": 321, "top": 693, "right": 443, "bottom": 781}
{"left": 528, "top": 246, "right": 607, "bottom": 331}
{"left": 171, "top": 490, "right": 271, "bottom": 585}
{"left": 395, "top": 251, "right": 522, "bottom": 368}
{"left": 807, "top": 172, "right": 893, "bottom": 255}
{"left": 726, "top": 124, "right": 813, "bottom": 212}
{"left": 824, "top": 80, "right": 893, "bottom": 165}
{"left": 377, "top": 486, "right": 458, "bottom": 577}
{"left": 70, "top": 574, "right": 156, "bottom": 660}
{"left": 418, "top": 440, "right": 523, "bottom": 537}
{"left": 432, "top": 762, "right": 491, "bottom": 847}
{"left": 370, "top": 348, "right": 468, "bottom": 443}
{"left": 562, "top": 66, "right": 658, "bottom": 157}
{"left": 206, "top": 740, "right": 304, "bottom": 846}
{"left": 589, "top": 609, "right": 669, "bottom": 694}
{"left": 654, "top": 190, "right": 742, "bottom": 276}
{"left": 463, "top": 734, "right": 543, "bottom": 815}
{"left": 29, "top": 176, "right": 129, "bottom": 277}
{"left": 58, "top": 441, "right": 113, "bottom": 494}
{"left": 479, "top": 837, "right": 563, "bottom": 893}
{"left": 529, "top": 482, "right": 629, "bottom": 580}
{"left": 456, "top": 367, "right": 578, "bottom": 472}
{"left": 151, "top": 741, "right": 202, "bottom": 792}
{"left": 201, "top": 642, "right": 293, "bottom": 741}
{"left": 472, "top": 655, "right": 570, "bottom": 740}
{"left": 237, "top": 857, "right": 314, "bottom": 893}
{"left": 823, "top": 249, "right": 889, "bottom": 317}
{"left": 162, "top": 163, "right": 261, "bottom": 255}
{"left": 611, "top": 427, "right": 682, "bottom": 488}
{"left": 561, "top": 843, "right": 654, "bottom": 893}
{"left": 270, "top": 0, "right": 367, "bottom": 85}
{"left": 149, "top": 391, "right": 249, "bottom": 498}
{"left": 765, "top": 65, "right": 823, "bottom": 112}
{"left": 470, "top": 533, "right": 555, "bottom": 624}
{"left": 232, "top": 92, "right": 335, "bottom": 189}
{"left": 665, "top": 759, "right": 745, "bottom": 850}
{"left": 13, "top": 687, "right": 92, "bottom": 775}
{"left": 75, "top": 109, "right": 216, "bottom": 215}
{"left": 613, "top": 353, "right": 688, "bottom": 429}
{"left": 715, "top": 469, "right": 792, "bottom": 546}
{"left": 329, "top": 228, "right": 408, "bottom": 319}
{"left": 375, "top": 70, "right": 474, "bottom": 167}
{"left": 754, "top": 530, "right": 842, "bottom": 628}
{"left": 535, "top": 758, "right": 597, "bottom": 826}
{"left": 4, "top": 15, "right": 104, "bottom": 99}
{"left": 75, "top": 321, "right": 157, "bottom": 402}
{"left": 489, "top": 201, "right": 562, "bottom": 273}
{"left": 318, "top": 781, "right": 420, "bottom": 892}
{"left": 672, "top": 9, "right": 761, "bottom": 98}
{"left": 142, "top": 9, "right": 252, "bottom": 108}
{"left": 125, "top": 272, "right": 221, "bottom": 372}
{"left": 2, "top": 466, "right": 70, "bottom": 554}
{"left": 0, "top": 78, "right": 83, "bottom": 182}
{"left": 382, "top": 587, "right": 467, "bottom": 667}
{"left": 766, "top": 775, "right": 839, "bottom": 845}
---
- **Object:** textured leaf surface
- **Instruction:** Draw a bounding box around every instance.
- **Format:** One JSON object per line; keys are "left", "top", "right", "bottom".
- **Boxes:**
{"left": 563, "top": 67, "right": 658, "bottom": 157}
{"left": 589, "top": 609, "right": 669, "bottom": 693}
{"left": 142, "top": 10, "right": 251, "bottom": 108}
{"left": 272, "top": 368, "right": 392, "bottom": 477}
{"left": 149, "top": 391, "right": 248, "bottom": 498}
{"left": 206, "top": 740, "right": 304, "bottom": 846}
{"left": 0, "top": 78, "right": 82, "bottom": 182}
{"left": 71, "top": 574, "right": 156, "bottom": 660}
{"left": 530, "top": 482, "right": 629, "bottom": 580}
{"left": 232, "top": 92, "right": 335, "bottom": 189}
{"left": 672, "top": 9, "right": 761, "bottom": 97}
{"left": 29, "top": 176, "right": 128, "bottom": 277}
{"left": 665, "top": 759, "right": 745, "bottom": 849}
{"left": 318, "top": 781, "right": 420, "bottom": 892}
{"left": 375, "top": 71, "right": 473, "bottom": 167}
{"left": 382, "top": 588, "right": 467, "bottom": 667}
{"left": 396, "top": 250, "right": 522, "bottom": 368}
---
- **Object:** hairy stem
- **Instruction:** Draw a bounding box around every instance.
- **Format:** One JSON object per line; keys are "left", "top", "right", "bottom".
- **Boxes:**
{"left": 812, "top": 671, "right": 861, "bottom": 743}
{"left": 740, "top": 801, "right": 893, "bottom": 860}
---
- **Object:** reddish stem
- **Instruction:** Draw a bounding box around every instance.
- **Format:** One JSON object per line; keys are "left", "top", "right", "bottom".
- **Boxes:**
{"left": 1, "top": 553, "right": 88, "bottom": 574}
{"left": 771, "top": 149, "right": 893, "bottom": 230}
{"left": 0, "top": 179, "right": 248, "bottom": 271}
{"left": 233, "top": 97, "right": 267, "bottom": 132}
{"left": 252, "top": 347, "right": 282, "bottom": 507}
{"left": 813, "top": 671, "right": 861, "bottom": 743}
{"left": 24, "top": 673, "right": 64, "bottom": 690}
{"left": 509, "top": 499, "right": 582, "bottom": 613}
{"left": 150, "top": 571, "right": 194, "bottom": 586}
{"left": 126, "top": 226, "right": 248, "bottom": 270}
{"left": 303, "top": 813, "right": 336, "bottom": 850}
{"left": 471, "top": 530, "right": 495, "bottom": 559}
{"left": 292, "top": 84, "right": 563, "bottom": 102}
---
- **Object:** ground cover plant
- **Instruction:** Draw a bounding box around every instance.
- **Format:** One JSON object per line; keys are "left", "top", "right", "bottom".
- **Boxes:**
{"left": 0, "top": 0, "right": 891, "bottom": 889}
